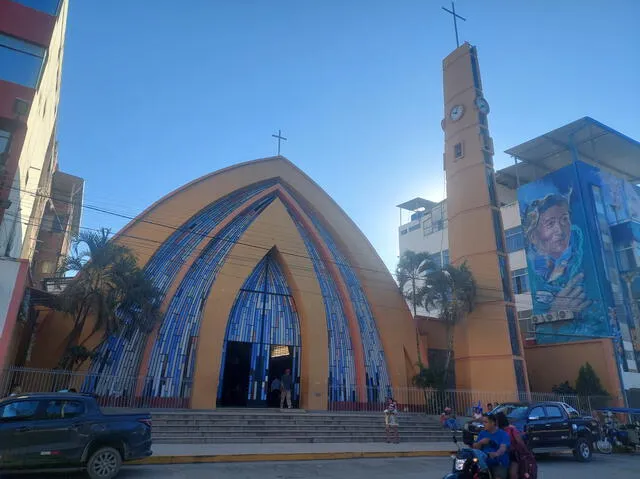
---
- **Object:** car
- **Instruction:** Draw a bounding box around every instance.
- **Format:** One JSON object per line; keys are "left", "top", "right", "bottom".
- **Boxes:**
{"left": 0, "top": 392, "right": 152, "bottom": 478}
{"left": 462, "top": 401, "right": 600, "bottom": 462}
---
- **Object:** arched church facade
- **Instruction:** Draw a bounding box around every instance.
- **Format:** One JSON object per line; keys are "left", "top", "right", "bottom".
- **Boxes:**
{"left": 67, "top": 157, "right": 420, "bottom": 409}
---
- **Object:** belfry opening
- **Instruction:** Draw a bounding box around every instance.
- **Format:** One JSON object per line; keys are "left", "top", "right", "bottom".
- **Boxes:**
{"left": 217, "top": 249, "right": 301, "bottom": 408}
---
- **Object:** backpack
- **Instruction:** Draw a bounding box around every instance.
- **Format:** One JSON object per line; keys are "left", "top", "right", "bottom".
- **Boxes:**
{"left": 507, "top": 426, "right": 538, "bottom": 479}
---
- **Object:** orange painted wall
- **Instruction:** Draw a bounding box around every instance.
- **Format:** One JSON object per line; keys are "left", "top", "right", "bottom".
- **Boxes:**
{"left": 442, "top": 44, "right": 524, "bottom": 393}
{"left": 524, "top": 339, "right": 624, "bottom": 404}
{"left": 26, "top": 157, "right": 419, "bottom": 409}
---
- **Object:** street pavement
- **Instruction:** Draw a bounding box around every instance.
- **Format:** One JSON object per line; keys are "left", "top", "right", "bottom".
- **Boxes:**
{"left": 108, "top": 454, "right": 640, "bottom": 478}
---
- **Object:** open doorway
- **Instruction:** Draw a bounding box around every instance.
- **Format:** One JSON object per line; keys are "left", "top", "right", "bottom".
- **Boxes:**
{"left": 219, "top": 341, "right": 252, "bottom": 407}
{"left": 267, "top": 345, "right": 294, "bottom": 408}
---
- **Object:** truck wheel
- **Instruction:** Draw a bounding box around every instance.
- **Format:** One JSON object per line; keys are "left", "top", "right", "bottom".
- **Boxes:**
{"left": 86, "top": 446, "right": 122, "bottom": 479}
{"left": 573, "top": 437, "right": 592, "bottom": 462}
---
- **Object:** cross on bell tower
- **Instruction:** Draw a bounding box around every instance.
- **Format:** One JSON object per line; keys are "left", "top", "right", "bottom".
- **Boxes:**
{"left": 442, "top": 1, "right": 467, "bottom": 48}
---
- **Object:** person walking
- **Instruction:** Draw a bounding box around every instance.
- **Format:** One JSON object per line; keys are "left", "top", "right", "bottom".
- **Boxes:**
{"left": 280, "top": 369, "right": 293, "bottom": 409}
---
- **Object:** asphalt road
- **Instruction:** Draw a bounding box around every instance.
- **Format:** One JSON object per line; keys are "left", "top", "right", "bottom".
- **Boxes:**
{"left": 114, "top": 454, "right": 639, "bottom": 478}
{"left": 3, "top": 455, "right": 637, "bottom": 478}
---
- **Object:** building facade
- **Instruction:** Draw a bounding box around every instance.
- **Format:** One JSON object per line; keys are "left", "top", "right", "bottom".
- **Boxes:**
{"left": 0, "top": 0, "right": 82, "bottom": 370}
{"left": 30, "top": 157, "right": 420, "bottom": 410}
{"left": 399, "top": 117, "right": 640, "bottom": 404}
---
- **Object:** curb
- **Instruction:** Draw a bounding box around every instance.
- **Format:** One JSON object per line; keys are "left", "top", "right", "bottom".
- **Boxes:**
{"left": 130, "top": 450, "right": 455, "bottom": 465}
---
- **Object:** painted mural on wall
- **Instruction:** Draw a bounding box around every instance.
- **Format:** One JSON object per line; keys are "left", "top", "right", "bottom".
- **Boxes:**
{"left": 518, "top": 164, "right": 610, "bottom": 343}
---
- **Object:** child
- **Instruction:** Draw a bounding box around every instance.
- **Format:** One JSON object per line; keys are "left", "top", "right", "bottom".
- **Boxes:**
{"left": 384, "top": 397, "right": 400, "bottom": 444}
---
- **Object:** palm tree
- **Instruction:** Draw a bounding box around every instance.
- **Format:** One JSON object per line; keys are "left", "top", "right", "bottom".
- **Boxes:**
{"left": 56, "top": 228, "right": 161, "bottom": 370}
{"left": 396, "top": 250, "right": 435, "bottom": 364}
{"left": 420, "top": 262, "right": 476, "bottom": 387}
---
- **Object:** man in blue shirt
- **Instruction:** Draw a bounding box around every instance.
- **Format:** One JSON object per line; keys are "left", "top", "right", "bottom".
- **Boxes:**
{"left": 473, "top": 414, "right": 511, "bottom": 479}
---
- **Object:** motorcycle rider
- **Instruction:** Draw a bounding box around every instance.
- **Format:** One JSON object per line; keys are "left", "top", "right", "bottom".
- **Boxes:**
{"left": 473, "top": 414, "right": 511, "bottom": 479}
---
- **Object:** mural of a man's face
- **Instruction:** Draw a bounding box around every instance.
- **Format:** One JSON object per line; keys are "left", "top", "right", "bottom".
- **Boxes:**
{"left": 532, "top": 204, "right": 571, "bottom": 259}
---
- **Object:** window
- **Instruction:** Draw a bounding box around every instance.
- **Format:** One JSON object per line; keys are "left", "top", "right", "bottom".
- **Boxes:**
{"left": 44, "top": 400, "right": 84, "bottom": 419}
{"left": 11, "top": 0, "right": 61, "bottom": 15}
{"left": 443, "top": 249, "right": 450, "bottom": 266}
{"left": 617, "top": 247, "right": 636, "bottom": 271}
{"left": 0, "top": 34, "right": 46, "bottom": 88}
{"left": 495, "top": 404, "right": 528, "bottom": 420}
{"left": 529, "top": 406, "right": 546, "bottom": 420}
{"left": 430, "top": 252, "right": 443, "bottom": 269}
{"left": 41, "top": 261, "right": 54, "bottom": 274}
{"left": 422, "top": 214, "right": 432, "bottom": 235}
{"left": 0, "top": 129, "right": 10, "bottom": 154}
{"left": 0, "top": 400, "right": 40, "bottom": 420}
{"left": 454, "top": 142, "right": 464, "bottom": 159}
{"left": 505, "top": 226, "right": 525, "bottom": 252}
{"left": 511, "top": 268, "right": 529, "bottom": 294}
{"left": 545, "top": 406, "right": 564, "bottom": 419}
{"left": 563, "top": 404, "right": 580, "bottom": 419}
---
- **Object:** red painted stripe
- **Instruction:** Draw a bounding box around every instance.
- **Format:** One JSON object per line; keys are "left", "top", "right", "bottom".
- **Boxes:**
{"left": 0, "top": 259, "right": 29, "bottom": 370}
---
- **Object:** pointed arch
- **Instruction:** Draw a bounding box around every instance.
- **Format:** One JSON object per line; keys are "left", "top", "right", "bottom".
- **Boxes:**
{"left": 217, "top": 248, "right": 302, "bottom": 405}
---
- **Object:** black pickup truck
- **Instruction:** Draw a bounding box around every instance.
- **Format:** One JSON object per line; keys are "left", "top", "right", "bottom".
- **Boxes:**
{"left": 462, "top": 401, "right": 600, "bottom": 461}
{"left": 0, "top": 392, "right": 152, "bottom": 478}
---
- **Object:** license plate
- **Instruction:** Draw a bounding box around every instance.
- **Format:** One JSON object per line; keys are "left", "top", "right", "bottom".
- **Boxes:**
{"left": 455, "top": 459, "right": 466, "bottom": 471}
{"left": 473, "top": 435, "right": 478, "bottom": 442}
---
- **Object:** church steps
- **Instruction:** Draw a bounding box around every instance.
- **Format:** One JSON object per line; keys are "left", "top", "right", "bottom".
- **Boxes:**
{"left": 150, "top": 410, "right": 453, "bottom": 444}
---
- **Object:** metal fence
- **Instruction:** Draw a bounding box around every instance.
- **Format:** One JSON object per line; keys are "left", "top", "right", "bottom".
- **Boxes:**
{"left": 325, "top": 385, "right": 612, "bottom": 415}
{"left": 1, "top": 367, "right": 612, "bottom": 414}
{"left": 0, "top": 367, "right": 190, "bottom": 409}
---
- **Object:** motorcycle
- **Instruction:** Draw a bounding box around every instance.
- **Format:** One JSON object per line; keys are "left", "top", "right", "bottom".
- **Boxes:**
{"left": 595, "top": 416, "right": 636, "bottom": 453}
{"left": 443, "top": 436, "right": 493, "bottom": 479}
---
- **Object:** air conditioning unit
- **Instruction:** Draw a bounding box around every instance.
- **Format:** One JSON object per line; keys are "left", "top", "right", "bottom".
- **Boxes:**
{"left": 544, "top": 313, "right": 556, "bottom": 323}
{"left": 556, "top": 310, "right": 575, "bottom": 321}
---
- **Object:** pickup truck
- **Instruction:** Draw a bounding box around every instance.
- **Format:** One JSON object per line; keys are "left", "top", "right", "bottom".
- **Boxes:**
{"left": 0, "top": 392, "right": 152, "bottom": 478}
{"left": 462, "top": 401, "right": 600, "bottom": 462}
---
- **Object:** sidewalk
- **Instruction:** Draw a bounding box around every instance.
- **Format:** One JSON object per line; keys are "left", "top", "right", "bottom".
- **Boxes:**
{"left": 131, "top": 442, "right": 456, "bottom": 465}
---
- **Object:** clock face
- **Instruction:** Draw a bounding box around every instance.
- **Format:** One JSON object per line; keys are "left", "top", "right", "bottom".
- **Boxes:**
{"left": 449, "top": 104, "right": 464, "bottom": 122}
{"left": 475, "top": 96, "right": 490, "bottom": 115}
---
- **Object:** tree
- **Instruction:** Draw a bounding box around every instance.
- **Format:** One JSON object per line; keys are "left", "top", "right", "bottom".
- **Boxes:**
{"left": 396, "top": 250, "right": 435, "bottom": 364}
{"left": 412, "top": 363, "right": 446, "bottom": 414}
{"left": 56, "top": 228, "right": 162, "bottom": 370}
{"left": 552, "top": 380, "right": 577, "bottom": 395}
{"left": 575, "top": 362, "right": 608, "bottom": 397}
{"left": 420, "top": 262, "right": 476, "bottom": 386}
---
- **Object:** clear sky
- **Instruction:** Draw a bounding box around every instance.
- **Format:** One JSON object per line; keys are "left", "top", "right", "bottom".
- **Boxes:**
{"left": 56, "top": 0, "right": 640, "bottom": 273}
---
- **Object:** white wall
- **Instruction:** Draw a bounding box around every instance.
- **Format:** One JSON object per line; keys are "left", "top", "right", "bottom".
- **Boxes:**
{"left": 0, "top": 2, "right": 67, "bottom": 260}
{"left": 500, "top": 202, "right": 521, "bottom": 229}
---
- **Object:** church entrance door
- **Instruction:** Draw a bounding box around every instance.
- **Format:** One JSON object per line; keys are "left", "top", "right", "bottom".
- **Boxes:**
{"left": 219, "top": 341, "right": 252, "bottom": 407}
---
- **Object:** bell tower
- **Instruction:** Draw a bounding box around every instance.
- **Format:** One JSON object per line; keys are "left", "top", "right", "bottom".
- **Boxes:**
{"left": 442, "top": 43, "right": 528, "bottom": 393}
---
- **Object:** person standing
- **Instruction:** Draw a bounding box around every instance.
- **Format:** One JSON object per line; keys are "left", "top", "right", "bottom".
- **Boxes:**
{"left": 280, "top": 369, "right": 293, "bottom": 409}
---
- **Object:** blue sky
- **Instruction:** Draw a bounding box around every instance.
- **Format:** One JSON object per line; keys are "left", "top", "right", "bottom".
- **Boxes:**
{"left": 56, "top": 0, "right": 640, "bottom": 273}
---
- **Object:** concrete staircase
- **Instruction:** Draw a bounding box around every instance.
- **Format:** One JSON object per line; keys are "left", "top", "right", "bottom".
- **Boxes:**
{"left": 151, "top": 409, "right": 454, "bottom": 444}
